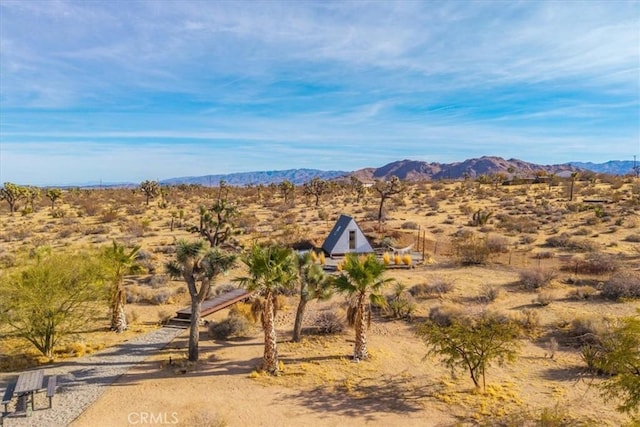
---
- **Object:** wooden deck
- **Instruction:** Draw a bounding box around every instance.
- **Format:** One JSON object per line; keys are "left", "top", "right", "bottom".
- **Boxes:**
{"left": 175, "top": 288, "right": 252, "bottom": 321}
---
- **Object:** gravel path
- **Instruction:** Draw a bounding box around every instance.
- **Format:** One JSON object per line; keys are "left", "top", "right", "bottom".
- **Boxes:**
{"left": 1, "top": 326, "right": 184, "bottom": 427}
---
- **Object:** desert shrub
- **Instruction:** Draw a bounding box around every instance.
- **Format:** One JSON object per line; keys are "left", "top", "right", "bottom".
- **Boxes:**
{"left": 386, "top": 283, "right": 416, "bottom": 319}
{"left": 83, "top": 225, "right": 110, "bottom": 235}
{"left": 56, "top": 228, "right": 74, "bottom": 239}
{"left": 313, "top": 311, "right": 345, "bottom": 334}
{"left": 477, "top": 284, "right": 500, "bottom": 303}
{"left": 208, "top": 315, "right": 251, "bottom": 340}
{"left": 51, "top": 208, "right": 66, "bottom": 218}
{"left": 213, "top": 283, "right": 238, "bottom": 296}
{"left": 533, "top": 251, "right": 555, "bottom": 259}
{"left": 0, "top": 253, "right": 16, "bottom": 268}
{"left": 519, "top": 235, "right": 536, "bottom": 245}
{"left": 567, "top": 286, "right": 598, "bottom": 300}
{"left": 561, "top": 252, "right": 619, "bottom": 275}
{"left": 100, "top": 207, "right": 120, "bottom": 223}
{"left": 229, "top": 302, "right": 254, "bottom": 322}
{"left": 534, "top": 290, "right": 554, "bottom": 306}
{"left": 496, "top": 214, "right": 538, "bottom": 234}
{"left": 127, "top": 309, "right": 140, "bottom": 324}
{"left": 519, "top": 268, "right": 557, "bottom": 290}
{"left": 452, "top": 233, "right": 490, "bottom": 265}
{"left": 544, "top": 233, "right": 596, "bottom": 252}
{"left": 572, "top": 227, "right": 590, "bottom": 236}
{"left": 150, "top": 289, "right": 173, "bottom": 305}
{"left": 428, "top": 304, "right": 465, "bottom": 327}
{"left": 126, "top": 285, "right": 150, "bottom": 303}
{"left": 566, "top": 316, "right": 609, "bottom": 347}
{"left": 157, "top": 309, "right": 174, "bottom": 325}
{"left": 601, "top": 272, "right": 640, "bottom": 300}
{"left": 401, "top": 221, "right": 419, "bottom": 230}
{"left": 513, "top": 309, "right": 540, "bottom": 336}
{"left": 486, "top": 235, "right": 509, "bottom": 253}
{"left": 410, "top": 279, "right": 454, "bottom": 298}
{"left": 624, "top": 233, "right": 640, "bottom": 242}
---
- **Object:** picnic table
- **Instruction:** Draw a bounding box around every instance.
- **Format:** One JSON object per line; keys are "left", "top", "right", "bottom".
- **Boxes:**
{"left": 15, "top": 369, "right": 44, "bottom": 411}
{"left": 1, "top": 369, "right": 56, "bottom": 419}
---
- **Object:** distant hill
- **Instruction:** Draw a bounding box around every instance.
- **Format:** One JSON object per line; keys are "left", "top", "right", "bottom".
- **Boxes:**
{"left": 351, "top": 156, "right": 579, "bottom": 182}
{"left": 160, "top": 168, "right": 347, "bottom": 186}
{"left": 69, "top": 157, "right": 631, "bottom": 189}
{"left": 565, "top": 160, "right": 638, "bottom": 176}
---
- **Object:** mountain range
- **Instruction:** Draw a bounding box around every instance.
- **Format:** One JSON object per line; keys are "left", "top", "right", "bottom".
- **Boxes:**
{"left": 157, "top": 157, "right": 635, "bottom": 187}
{"left": 69, "top": 157, "right": 635, "bottom": 188}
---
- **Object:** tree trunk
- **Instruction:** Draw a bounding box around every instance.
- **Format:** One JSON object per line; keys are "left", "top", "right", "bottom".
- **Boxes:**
{"left": 353, "top": 293, "right": 368, "bottom": 361}
{"left": 263, "top": 293, "right": 279, "bottom": 374}
{"left": 111, "top": 287, "right": 128, "bottom": 333}
{"left": 377, "top": 196, "right": 385, "bottom": 221}
{"left": 292, "top": 296, "right": 308, "bottom": 343}
{"left": 569, "top": 179, "right": 575, "bottom": 201}
{"left": 188, "top": 298, "right": 201, "bottom": 362}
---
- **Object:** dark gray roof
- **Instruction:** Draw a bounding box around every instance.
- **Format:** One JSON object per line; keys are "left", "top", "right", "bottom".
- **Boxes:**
{"left": 321, "top": 214, "right": 354, "bottom": 254}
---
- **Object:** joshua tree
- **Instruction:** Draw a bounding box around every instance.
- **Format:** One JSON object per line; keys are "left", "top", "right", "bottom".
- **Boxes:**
{"left": 569, "top": 172, "right": 579, "bottom": 201}
{"left": 140, "top": 180, "right": 160, "bottom": 205}
{"left": 103, "top": 241, "right": 143, "bottom": 333}
{"left": 350, "top": 176, "right": 366, "bottom": 204}
{"left": 279, "top": 180, "right": 295, "bottom": 205}
{"left": 373, "top": 176, "right": 403, "bottom": 222}
{"left": 332, "top": 253, "right": 390, "bottom": 361}
{"left": 45, "top": 188, "right": 63, "bottom": 209}
{"left": 236, "top": 244, "right": 297, "bottom": 374}
{"left": 302, "top": 177, "right": 329, "bottom": 207}
{"left": 193, "top": 199, "right": 238, "bottom": 248}
{"left": 167, "top": 239, "right": 236, "bottom": 361}
{"left": 0, "top": 182, "right": 27, "bottom": 214}
{"left": 292, "top": 252, "right": 332, "bottom": 342}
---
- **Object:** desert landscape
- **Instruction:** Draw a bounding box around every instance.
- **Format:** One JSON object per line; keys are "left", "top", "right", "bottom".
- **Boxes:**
{"left": 1, "top": 169, "right": 639, "bottom": 426}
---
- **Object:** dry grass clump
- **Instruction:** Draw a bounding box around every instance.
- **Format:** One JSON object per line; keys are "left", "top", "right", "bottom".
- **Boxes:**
{"left": 560, "top": 252, "right": 619, "bottom": 275}
{"left": 566, "top": 286, "right": 598, "bottom": 300}
{"left": 208, "top": 315, "right": 252, "bottom": 340}
{"left": 623, "top": 233, "right": 640, "bottom": 242}
{"left": 512, "top": 308, "right": 540, "bottom": 336}
{"left": 601, "top": 272, "right": 640, "bottom": 300}
{"left": 409, "top": 279, "right": 455, "bottom": 298}
{"left": 519, "top": 268, "right": 557, "bottom": 290}
{"left": 563, "top": 316, "right": 609, "bottom": 347}
{"left": 312, "top": 310, "right": 345, "bottom": 334}
{"left": 452, "top": 233, "right": 491, "bottom": 265}
{"left": 544, "top": 233, "right": 596, "bottom": 252}
{"left": 495, "top": 214, "right": 539, "bottom": 234}
{"left": 428, "top": 304, "right": 465, "bottom": 327}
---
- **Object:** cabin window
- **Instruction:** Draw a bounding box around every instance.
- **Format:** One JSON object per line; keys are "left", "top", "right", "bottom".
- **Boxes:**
{"left": 349, "top": 230, "right": 356, "bottom": 250}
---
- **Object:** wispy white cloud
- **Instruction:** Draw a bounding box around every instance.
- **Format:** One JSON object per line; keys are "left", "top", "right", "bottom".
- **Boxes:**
{"left": 0, "top": 0, "right": 638, "bottom": 184}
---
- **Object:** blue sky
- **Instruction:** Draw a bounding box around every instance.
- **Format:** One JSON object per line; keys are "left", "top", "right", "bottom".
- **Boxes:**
{"left": 1, "top": 0, "right": 638, "bottom": 185}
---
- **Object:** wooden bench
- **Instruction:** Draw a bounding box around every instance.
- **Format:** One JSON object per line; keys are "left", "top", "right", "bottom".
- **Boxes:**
{"left": 46, "top": 376, "right": 57, "bottom": 408}
{"left": 1, "top": 382, "right": 15, "bottom": 414}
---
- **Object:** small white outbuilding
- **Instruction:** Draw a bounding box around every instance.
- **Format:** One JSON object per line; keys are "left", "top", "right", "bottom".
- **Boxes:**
{"left": 321, "top": 214, "right": 373, "bottom": 257}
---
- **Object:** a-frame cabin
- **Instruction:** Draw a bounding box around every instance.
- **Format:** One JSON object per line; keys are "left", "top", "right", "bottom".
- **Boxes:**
{"left": 321, "top": 214, "right": 373, "bottom": 257}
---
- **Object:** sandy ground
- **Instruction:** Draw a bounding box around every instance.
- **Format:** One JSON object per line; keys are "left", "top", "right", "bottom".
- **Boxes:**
{"left": 71, "top": 283, "right": 635, "bottom": 427}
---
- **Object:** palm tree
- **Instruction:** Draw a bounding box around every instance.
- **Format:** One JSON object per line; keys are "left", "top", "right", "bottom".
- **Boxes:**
{"left": 236, "top": 244, "right": 297, "bottom": 374}
{"left": 103, "top": 240, "right": 143, "bottom": 333}
{"left": 292, "top": 252, "right": 332, "bottom": 342}
{"left": 333, "top": 253, "right": 390, "bottom": 361}
{"left": 167, "top": 239, "right": 236, "bottom": 361}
